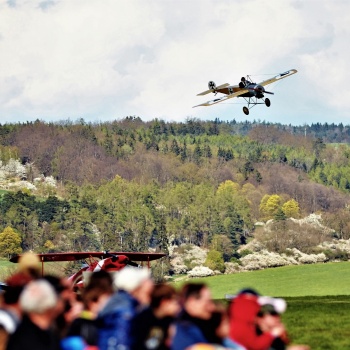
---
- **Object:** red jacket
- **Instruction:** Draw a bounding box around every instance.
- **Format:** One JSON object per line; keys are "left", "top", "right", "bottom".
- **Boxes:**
{"left": 229, "top": 294, "right": 275, "bottom": 350}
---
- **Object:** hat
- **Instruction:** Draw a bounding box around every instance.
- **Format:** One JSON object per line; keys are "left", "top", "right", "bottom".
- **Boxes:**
{"left": 258, "top": 296, "right": 287, "bottom": 314}
{"left": 114, "top": 267, "right": 151, "bottom": 292}
{"left": 18, "top": 252, "right": 40, "bottom": 274}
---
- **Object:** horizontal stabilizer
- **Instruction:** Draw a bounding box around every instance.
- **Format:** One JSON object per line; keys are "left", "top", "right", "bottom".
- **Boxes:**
{"left": 197, "top": 83, "right": 230, "bottom": 96}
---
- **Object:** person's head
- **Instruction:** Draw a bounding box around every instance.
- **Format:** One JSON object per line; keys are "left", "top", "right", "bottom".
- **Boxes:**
{"left": 86, "top": 270, "right": 114, "bottom": 292}
{"left": 114, "top": 267, "right": 154, "bottom": 305}
{"left": 209, "top": 303, "right": 230, "bottom": 340}
{"left": 150, "top": 283, "right": 180, "bottom": 317}
{"left": 82, "top": 280, "right": 113, "bottom": 314}
{"left": 20, "top": 279, "right": 58, "bottom": 315}
{"left": 4, "top": 272, "right": 33, "bottom": 306}
{"left": 180, "top": 283, "right": 214, "bottom": 320}
{"left": 229, "top": 288, "right": 261, "bottom": 322}
{"left": 17, "top": 252, "right": 41, "bottom": 279}
{"left": 256, "top": 303, "right": 283, "bottom": 332}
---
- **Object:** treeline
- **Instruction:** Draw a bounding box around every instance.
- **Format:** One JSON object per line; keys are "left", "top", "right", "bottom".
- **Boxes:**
{"left": 0, "top": 117, "right": 350, "bottom": 258}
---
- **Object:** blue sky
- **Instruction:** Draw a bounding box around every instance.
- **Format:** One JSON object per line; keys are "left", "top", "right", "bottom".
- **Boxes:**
{"left": 0, "top": 0, "right": 349, "bottom": 126}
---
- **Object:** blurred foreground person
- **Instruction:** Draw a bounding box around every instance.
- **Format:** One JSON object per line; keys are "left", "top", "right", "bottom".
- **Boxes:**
{"left": 6, "top": 279, "right": 61, "bottom": 350}
{"left": 63, "top": 270, "right": 114, "bottom": 349}
{"left": 186, "top": 303, "right": 246, "bottom": 350}
{"left": 256, "top": 301, "right": 310, "bottom": 350}
{"left": 44, "top": 275, "right": 83, "bottom": 339}
{"left": 97, "top": 267, "right": 154, "bottom": 350}
{"left": 0, "top": 272, "right": 35, "bottom": 350}
{"left": 132, "top": 283, "right": 180, "bottom": 350}
{"left": 229, "top": 289, "right": 286, "bottom": 350}
{"left": 171, "top": 283, "right": 217, "bottom": 350}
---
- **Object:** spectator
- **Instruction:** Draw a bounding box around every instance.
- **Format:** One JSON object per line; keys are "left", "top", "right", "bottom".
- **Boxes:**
{"left": 44, "top": 275, "right": 83, "bottom": 339}
{"left": 0, "top": 272, "right": 33, "bottom": 350}
{"left": 170, "top": 283, "right": 216, "bottom": 350}
{"left": 64, "top": 271, "right": 114, "bottom": 349}
{"left": 256, "top": 301, "right": 310, "bottom": 350}
{"left": 132, "top": 283, "right": 180, "bottom": 350}
{"left": 6, "top": 279, "right": 61, "bottom": 350}
{"left": 229, "top": 289, "right": 286, "bottom": 350}
{"left": 97, "top": 267, "right": 154, "bottom": 350}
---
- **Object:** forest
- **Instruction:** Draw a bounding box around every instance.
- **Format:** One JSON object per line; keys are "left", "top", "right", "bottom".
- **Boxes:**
{"left": 0, "top": 117, "right": 350, "bottom": 271}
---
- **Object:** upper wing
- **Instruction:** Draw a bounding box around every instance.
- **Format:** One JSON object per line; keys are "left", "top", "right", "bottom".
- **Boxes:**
{"left": 193, "top": 89, "right": 249, "bottom": 107}
{"left": 197, "top": 83, "right": 230, "bottom": 96}
{"left": 259, "top": 69, "right": 297, "bottom": 87}
{"left": 9, "top": 251, "right": 166, "bottom": 263}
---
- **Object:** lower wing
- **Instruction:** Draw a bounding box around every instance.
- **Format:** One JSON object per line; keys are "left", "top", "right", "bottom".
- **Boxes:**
{"left": 193, "top": 89, "right": 248, "bottom": 107}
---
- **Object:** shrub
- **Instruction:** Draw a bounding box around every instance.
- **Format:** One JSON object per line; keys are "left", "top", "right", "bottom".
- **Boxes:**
{"left": 204, "top": 249, "right": 225, "bottom": 273}
{"left": 187, "top": 266, "right": 214, "bottom": 278}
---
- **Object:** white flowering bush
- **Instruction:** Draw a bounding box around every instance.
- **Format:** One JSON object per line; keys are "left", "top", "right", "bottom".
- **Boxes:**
{"left": 224, "top": 262, "right": 243, "bottom": 274}
{"left": 187, "top": 265, "right": 214, "bottom": 278}
{"left": 241, "top": 250, "right": 294, "bottom": 270}
{"left": 170, "top": 244, "right": 207, "bottom": 273}
{"left": 8, "top": 181, "right": 36, "bottom": 191}
{"left": 170, "top": 255, "right": 188, "bottom": 274}
{"left": 44, "top": 176, "right": 57, "bottom": 187}
{"left": 319, "top": 239, "right": 350, "bottom": 254}
{"left": 2, "top": 159, "right": 27, "bottom": 179}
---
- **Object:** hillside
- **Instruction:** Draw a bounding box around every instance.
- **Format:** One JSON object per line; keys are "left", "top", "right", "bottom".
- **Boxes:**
{"left": 0, "top": 118, "right": 350, "bottom": 276}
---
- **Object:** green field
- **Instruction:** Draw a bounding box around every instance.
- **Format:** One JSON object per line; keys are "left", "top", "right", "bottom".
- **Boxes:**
{"left": 174, "top": 262, "right": 350, "bottom": 350}
{"left": 177, "top": 262, "right": 350, "bottom": 299}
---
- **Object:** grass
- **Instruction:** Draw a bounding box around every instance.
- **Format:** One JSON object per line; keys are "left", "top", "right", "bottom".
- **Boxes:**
{"left": 173, "top": 262, "right": 350, "bottom": 350}
{"left": 173, "top": 262, "right": 350, "bottom": 298}
{"left": 282, "top": 296, "right": 350, "bottom": 349}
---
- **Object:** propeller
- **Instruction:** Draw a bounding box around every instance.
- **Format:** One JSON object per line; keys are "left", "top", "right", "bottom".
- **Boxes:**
{"left": 253, "top": 85, "right": 274, "bottom": 95}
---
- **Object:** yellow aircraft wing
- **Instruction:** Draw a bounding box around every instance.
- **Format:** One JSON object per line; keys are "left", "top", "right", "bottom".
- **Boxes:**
{"left": 259, "top": 69, "right": 298, "bottom": 87}
{"left": 197, "top": 83, "right": 230, "bottom": 96}
{"left": 193, "top": 89, "right": 249, "bottom": 107}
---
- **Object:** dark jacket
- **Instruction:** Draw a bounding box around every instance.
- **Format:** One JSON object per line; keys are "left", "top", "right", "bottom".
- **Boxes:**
{"left": 132, "top": 307, "right": 174, "bottom": 350}
{"left": 97, "top": 290, "right": 139, "bottom": 350}
{"left": 171, "top": 310, "right": 218, "bottom": 350}
{"left": 6, "top": 315, "right": 61, "bottom": 350}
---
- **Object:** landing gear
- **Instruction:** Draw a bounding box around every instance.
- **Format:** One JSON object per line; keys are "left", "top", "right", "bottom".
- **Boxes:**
{"left": 265, "top": 98, "right": 271, "bottom": 107}
{"left": 243, "top": 106, "right": 249, "bottom": 115}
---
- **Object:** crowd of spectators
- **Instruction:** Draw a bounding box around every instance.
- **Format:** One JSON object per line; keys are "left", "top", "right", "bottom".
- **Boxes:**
{"left": 0, "top": 252, "right": 310, "bottom": 350}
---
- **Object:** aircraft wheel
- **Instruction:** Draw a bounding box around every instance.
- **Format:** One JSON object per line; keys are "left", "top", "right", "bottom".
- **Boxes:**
{"left": 265, "top": 98, "right": 271, "bottom": 107}
{"left": 243, "top": 106, "right": 249, "bottom": 115}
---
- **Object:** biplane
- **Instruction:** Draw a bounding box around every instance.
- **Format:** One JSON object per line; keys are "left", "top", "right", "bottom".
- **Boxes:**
{"left": 10, "top": 251, "right": 166, "bottom": 289}
{"left": 193, "top": 69, "right": 297, "bottom": 115}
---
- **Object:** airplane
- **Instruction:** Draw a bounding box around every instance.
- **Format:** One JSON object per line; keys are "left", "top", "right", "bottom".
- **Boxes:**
{"left": 193, "top": 69, "right": 297, "bottom": 115}
{"left": 10, "top": 251, "right": 166, "bottom": 289}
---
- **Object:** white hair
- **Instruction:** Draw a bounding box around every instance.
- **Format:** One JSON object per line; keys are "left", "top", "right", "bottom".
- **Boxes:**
{"left": 20, "top": 279, "right": 58, "bottom": 314}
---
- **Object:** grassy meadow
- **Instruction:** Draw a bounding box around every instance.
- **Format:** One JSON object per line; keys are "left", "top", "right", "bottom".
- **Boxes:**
{"left": 174, "top": 262, "right": 350, "bottom": 349}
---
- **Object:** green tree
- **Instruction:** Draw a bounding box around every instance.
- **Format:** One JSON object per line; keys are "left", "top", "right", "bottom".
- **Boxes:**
{"left": 204, "top": 249, "right": 225, "bottom": 273}
{"left": 259, "top": 194, "right": 282, "bottom": 220}
{"left": 0, "top": 226, "right": 22, "bottom": 258}
{"left": 282, "top": 199, "right": 300, "bottom": 218}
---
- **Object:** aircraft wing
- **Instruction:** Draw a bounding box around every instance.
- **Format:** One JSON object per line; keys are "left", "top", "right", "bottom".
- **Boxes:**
{"left": 197, "top": 83, "right": 230, "bottom": 96}
{"left": 193, "top": 88, "right": 249, "bottom": 107}
{"left": 9, "top": 251, "right": 166, "bottom": 263}
{"left": 259, "top": 69, "right": 298, "bottom": 87}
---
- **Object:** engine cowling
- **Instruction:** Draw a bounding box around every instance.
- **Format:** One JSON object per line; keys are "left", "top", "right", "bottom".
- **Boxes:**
{"left": 248, "top": 84, "right": 265, "bottom": 98}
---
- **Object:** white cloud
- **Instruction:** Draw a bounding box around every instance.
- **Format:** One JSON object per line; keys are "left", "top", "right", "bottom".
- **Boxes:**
{"left": 0, "top": 0, "right": 349, "bottom": 125}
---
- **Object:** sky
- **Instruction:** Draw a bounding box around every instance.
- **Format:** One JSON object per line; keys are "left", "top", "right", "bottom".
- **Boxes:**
{"left": 0, "top": 0, "right": 349, "bottom": 126}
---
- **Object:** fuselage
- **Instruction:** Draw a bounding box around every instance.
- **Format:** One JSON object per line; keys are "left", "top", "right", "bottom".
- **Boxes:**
{"left": 216, "top": 83, "right": 265, "bottom": 99}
